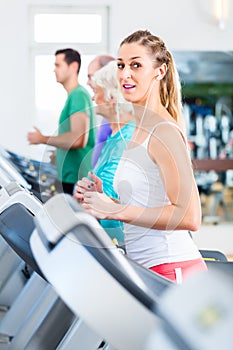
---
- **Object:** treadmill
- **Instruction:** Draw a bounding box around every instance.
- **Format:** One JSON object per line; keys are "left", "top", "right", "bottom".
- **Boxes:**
{"left": 30, "top": 193, "right": 233, "bottom": 350}
{"left": 30, "top": 193, "right": 174, "bottom": 350}
{"left": 0, "top": 182, "right": 103, "bottom": 349}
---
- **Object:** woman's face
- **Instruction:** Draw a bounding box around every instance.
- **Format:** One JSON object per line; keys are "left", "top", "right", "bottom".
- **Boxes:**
{"left": 93, "top": 85, "right": 111, "bottom": 117}
{"left": 117, "top": 43, "right": 157, "bottom": 105}
{"left": 93, "top": 85, "right": 106, "bottom": 105}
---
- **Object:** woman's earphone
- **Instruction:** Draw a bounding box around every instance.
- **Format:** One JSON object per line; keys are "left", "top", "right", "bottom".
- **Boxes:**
{"left": 155, "top": 74, "right": 163, "bottom": 81}
{"left": 153, "top": 74, "right": 163, "bottom": 81}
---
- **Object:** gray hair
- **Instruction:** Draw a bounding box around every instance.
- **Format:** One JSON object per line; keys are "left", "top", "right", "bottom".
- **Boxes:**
{"left": 92, "top": 61, "right": 133, "bottom": 114}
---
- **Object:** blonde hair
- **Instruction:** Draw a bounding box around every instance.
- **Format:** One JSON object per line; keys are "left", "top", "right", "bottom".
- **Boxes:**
{"left": 120, "top": 30, "right": 183, "bottom": 123}
{"left": 92, "top": 61, "right": 133, "bottom": 114}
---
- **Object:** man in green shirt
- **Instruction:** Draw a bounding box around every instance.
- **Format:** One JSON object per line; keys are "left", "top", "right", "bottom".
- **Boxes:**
{"left": 27, "top": 48, "right": 95, "bottom": 194}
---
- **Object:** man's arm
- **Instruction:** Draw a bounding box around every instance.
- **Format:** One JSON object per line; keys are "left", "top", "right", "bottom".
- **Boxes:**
{"left": 27, "top": 112, "right": 90, "bottom": 149}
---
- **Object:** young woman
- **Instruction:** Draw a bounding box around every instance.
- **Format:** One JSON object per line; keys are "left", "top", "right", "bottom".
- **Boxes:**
{"left": 81, "top": 30, "right": 207, "bottom": 283}
{"left": 74, "top": 60, "right": 135, "bottom": 244}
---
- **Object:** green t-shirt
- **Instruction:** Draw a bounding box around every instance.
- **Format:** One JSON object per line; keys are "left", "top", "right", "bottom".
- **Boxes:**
{"left": 56, "top": 85, "right": 95, "bottom": 184}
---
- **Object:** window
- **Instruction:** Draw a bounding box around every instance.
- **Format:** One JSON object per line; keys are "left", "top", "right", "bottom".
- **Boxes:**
{"left": 34, "top": 14, "right": 102, "bottom": 43}
{"left": 29, "top": 6, "right": 109, "bottom": 137}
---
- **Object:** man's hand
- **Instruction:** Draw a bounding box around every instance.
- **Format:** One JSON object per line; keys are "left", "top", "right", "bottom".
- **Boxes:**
{"left": 27, "top": 126, "right": 46, "bottom": 145}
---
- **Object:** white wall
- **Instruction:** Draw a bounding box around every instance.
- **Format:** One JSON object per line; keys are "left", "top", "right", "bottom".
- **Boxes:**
{"left": 0, "top": 0, "right": 232, "bottom": 157}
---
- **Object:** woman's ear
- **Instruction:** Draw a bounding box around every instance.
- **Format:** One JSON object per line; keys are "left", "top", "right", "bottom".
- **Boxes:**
{"left": 155, "top": 63, "right": 168, "bottom": 80}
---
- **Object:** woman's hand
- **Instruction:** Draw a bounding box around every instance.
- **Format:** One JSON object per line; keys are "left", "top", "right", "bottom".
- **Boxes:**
{"left": 73, "top": 172, "right": 103, "bottom": 203}
{"left": 82, "top": 191, "right": 119, "bottom": 220}
{"left": 87, "top": 172, "right": 103, "bottom": 192}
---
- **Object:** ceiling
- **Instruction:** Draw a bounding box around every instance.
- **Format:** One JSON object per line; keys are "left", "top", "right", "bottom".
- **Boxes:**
{"left": 172, "top": 51, "right": 233, "bottom": 84}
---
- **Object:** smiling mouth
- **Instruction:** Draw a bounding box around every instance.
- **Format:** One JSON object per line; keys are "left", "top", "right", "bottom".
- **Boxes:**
{"left": 123, "top": 84, "right": 136, "bottom": 90}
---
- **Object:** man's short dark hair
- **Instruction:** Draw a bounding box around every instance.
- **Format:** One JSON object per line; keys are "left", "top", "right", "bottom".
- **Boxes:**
{"left": 55, "top": 48, "right": 81, "bottom": 73}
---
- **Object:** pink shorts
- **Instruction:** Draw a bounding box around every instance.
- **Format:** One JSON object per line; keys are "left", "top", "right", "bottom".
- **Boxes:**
{"left": 149, "top": 258, "right": 208, "bottom": 283}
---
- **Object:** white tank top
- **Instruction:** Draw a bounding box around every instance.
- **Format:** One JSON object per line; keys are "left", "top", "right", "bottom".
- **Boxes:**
{"left": 113, "top": 121, "right": 201, "bottom": 268}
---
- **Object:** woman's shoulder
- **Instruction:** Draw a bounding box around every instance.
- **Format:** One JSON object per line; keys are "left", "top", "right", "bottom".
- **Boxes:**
{"left": 152, "top": 120, "right": 186, "bottom": 139}
{"left": 147, "top": 121, "right": 188, "bottom": 155}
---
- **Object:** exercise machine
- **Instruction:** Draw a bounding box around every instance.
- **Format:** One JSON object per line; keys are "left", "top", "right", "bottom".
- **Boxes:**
{"left": 0, "top": 183, "right": 103, "bottom": 349}
{"left": 30, "top": 193, "right": 233, "bottom": 350}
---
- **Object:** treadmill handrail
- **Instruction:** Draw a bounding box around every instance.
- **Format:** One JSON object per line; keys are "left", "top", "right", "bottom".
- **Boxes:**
{"left": 0, "top": 182, "right": 42, "bottom": 215}
{"left": 33, "top": 194, "right": 172, "bottom": 311}
{"left": 0, "top": 156, "right": 31, "bottom": 189}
